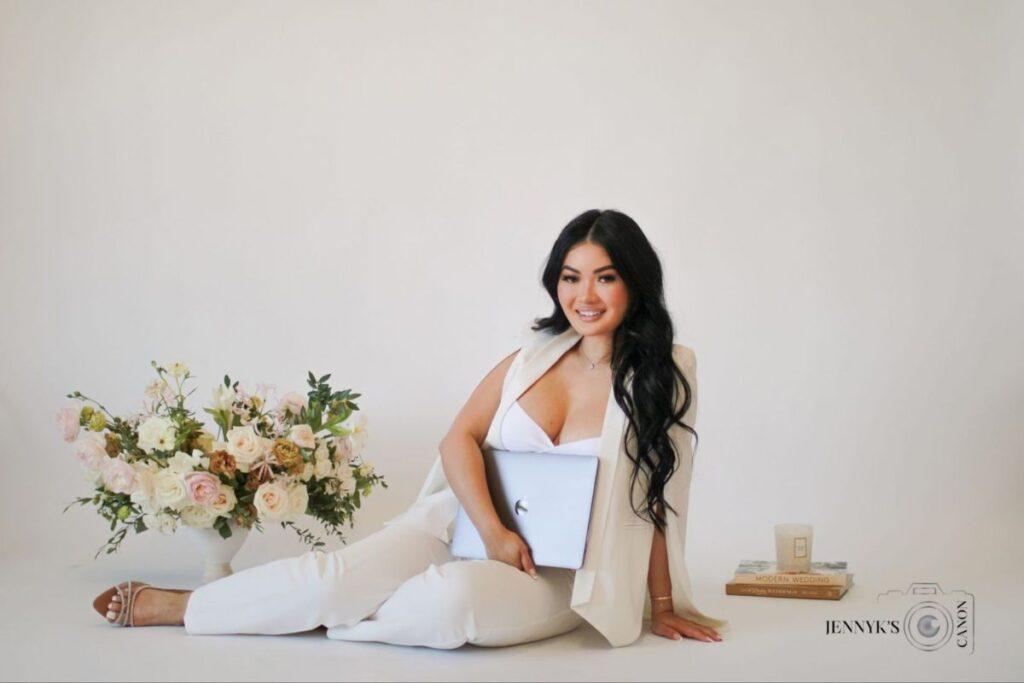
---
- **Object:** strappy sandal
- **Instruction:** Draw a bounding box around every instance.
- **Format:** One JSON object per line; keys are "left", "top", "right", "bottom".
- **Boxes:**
{"left": 92, "top": 581, "right": 192, "bottom": 626}
{"left": 92, "top": 580, "right": 153, "bottom": 626}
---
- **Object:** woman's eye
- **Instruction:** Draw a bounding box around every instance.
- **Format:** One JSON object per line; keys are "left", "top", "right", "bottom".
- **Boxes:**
{"left": 560, "top": 274, "right": 617, "bottom": 283}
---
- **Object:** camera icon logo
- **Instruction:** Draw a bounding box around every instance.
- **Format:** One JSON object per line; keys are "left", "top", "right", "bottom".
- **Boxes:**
{"left": 877, "top": 582, "right": 974, "bottom": 654}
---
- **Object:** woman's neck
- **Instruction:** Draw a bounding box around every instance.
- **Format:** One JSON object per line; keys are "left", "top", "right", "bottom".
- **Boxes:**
{"left": 577, "top": 333, "right": 614, "bottom": 366}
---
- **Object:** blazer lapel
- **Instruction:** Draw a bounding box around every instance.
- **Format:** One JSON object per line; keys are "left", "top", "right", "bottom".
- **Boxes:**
{"left": 491, "top": 326, "right": 631, "bottom": 607}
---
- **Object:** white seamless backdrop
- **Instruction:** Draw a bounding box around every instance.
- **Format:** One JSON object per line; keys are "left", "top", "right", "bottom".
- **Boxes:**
{"left": 0, "top": 1, "right": 1021, "bottom": 679}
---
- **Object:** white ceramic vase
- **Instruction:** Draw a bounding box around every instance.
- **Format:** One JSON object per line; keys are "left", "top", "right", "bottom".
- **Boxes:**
{"left": 182, "top": 522, "right": 251, "bottom": 584}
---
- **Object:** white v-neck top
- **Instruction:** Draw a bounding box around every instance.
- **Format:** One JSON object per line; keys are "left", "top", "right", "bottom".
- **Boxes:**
{"left": 500, "top": 400, "right": 601, "bottom": 456}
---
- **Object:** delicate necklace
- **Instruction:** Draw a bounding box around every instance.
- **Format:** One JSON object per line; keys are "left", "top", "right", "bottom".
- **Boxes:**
{"left": 579, "top": 348, "right": 611, "bottom": 371}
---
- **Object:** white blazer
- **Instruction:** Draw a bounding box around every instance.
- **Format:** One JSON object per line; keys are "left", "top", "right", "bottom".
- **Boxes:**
{"left": 382, "top": 323, "right": 730, "bottom": 646}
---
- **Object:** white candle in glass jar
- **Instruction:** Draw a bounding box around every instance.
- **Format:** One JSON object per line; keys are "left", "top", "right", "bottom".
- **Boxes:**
{"left": 775, "top": 523, "right": 813, "bottom": 573}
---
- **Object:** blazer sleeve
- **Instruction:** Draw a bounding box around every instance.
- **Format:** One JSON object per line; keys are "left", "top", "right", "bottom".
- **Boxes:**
{"left": 655, "top": 345, "right": 731, "bottom": 632}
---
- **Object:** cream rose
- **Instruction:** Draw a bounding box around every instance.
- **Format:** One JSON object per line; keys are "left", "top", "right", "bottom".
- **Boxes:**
{"left": 253, "top": 481, "right": 291, "bottom": 522}
{"left": 286, "top": 484, "right": 309, "bottom": 521}
{"left": 144, "top": 511, "right": 178, "bottom": 535}
{"left": 226, "top": 425, "right": 266, "bottom": 473}
{"left": 137, "top": 416, "right": 177, "bottom": 453}
{"left": 154, "top": 469, "right": 189, "bottom": 510}
{"left": 277, "top": 391, "right": 308, "bottom": 416}
{"left": 179, "top": 505, "right": 217, "bottom": 529}
{"left": 209, "top": 484, "right": 237, "bottom": 516}
{"left": 130, "top": 463, "right": 158, "bottom": 513}
{"left": 314, "top": 458, "right": 333, "bottom": 479}
{"left": 289, "top": 424, "right": 316, "bottom": 450}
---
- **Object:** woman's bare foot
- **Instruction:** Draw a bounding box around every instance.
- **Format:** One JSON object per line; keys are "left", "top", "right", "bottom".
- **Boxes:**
{"left": 97, "top": 583, "right": 192, "bottom": 626}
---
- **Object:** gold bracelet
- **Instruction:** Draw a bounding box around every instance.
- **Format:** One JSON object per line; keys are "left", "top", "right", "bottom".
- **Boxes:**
{"left": 652, "top": 595, "right": 673, "bottom": 602}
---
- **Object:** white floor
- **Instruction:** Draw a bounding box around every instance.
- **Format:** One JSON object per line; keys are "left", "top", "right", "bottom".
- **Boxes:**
{"left": 2, "top": 538, "right": 1020, "bottom": 682}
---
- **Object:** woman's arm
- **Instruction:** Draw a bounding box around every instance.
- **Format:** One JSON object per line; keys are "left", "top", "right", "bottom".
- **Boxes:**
{"left": 647, "top": 504, "right": 722, "bottom": 642}
{"left": 438, "top": 349, "right": 539, "bottom": 576}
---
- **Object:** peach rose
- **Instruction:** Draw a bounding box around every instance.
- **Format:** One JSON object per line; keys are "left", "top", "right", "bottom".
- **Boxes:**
{"left": 277, "top": 391, "right": 309, "bottom": 416}
{"left": 226, "top": 425, "right": 266, "bottom": 473}
{"left": 289, "top": 424, "right": 316, "bottom": 450}
{"left": 253, "top": 481, "right": 291, "bottom": 522}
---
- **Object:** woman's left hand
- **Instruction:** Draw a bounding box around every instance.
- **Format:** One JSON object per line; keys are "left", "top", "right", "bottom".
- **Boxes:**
{"left": 650, "top": 608, "right": 722, "bottom": 642}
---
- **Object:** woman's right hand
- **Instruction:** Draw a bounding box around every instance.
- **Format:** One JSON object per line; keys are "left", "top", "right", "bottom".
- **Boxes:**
{"left": 482, "top": 526, "right": 538, "bottom": 579}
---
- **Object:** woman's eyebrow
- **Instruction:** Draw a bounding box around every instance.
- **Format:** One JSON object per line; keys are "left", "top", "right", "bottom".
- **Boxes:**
{"left": 561, "top": 265, "right": 616, "bottom": 273}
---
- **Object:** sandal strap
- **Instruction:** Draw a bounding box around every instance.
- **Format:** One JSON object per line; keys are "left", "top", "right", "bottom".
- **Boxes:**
{"left": 113, "top": 580, "right": 150, "bottom": 627}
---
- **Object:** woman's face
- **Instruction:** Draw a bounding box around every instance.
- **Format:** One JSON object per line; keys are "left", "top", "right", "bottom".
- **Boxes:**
{"left": 557, "top": 242, "right": 630, "bottom": 336}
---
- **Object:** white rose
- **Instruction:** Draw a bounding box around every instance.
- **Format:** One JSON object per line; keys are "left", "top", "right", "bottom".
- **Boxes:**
{"left": 210, "top": 385, "right": 236, "bottom": 412}
{"left": 209, "top": 484, "right": 237, "bottom": 516}
{"left": 154, "top": 469, "right": 189, "bottom": 511}
{"left": 137, "top": 416, "right": 177, "bottom": 454}
{"left": 144, "top": 510, "right": 178, "bottom": 535}
{"left": 299, "top": 462, "right": 314, "bottom": 482}
{"left": 335, "top": 462, "right": 355, "bottom": 484}
{"left": 336, "top": 477, "right": 355, "bottom": 496}
{"left": 314, "top": 458, "right": 333, "bottom": 479}
{"left": 286, "top": 484, "right": 309, "bottom": 522}
{"left": 289, "top": 424, "right": 316, "bottom": 450}
{"left": 179, "top": 505, "right": 216, "bottom": 529}
{"left": 227, "top": 426, "right": 266, "bottom": 473}
{"left": 253, "top": 481, "right": 291, "bottom": 522}
{"left": 313, "top": 441, "right": 329, "bottom": 462}
{"left": 166, "top": 450, "right": 206, "bottom": 474}
{"left": 277, "top": 391, "right": 308, "bottom": 416}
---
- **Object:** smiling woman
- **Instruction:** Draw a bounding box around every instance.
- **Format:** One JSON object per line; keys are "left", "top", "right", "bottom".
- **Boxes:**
{"left": 90, "top": 208, "right": 726, "bottom": 649}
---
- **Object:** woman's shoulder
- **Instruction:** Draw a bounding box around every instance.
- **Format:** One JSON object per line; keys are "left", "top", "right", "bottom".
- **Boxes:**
{"left": 671, "top": 343, "right": 696, "bottom": 370}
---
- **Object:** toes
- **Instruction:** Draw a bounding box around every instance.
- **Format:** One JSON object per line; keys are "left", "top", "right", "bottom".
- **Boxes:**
{"left": 112, "top": 594, "right": 121, "bottom": 602}
{"left": 106, "top": 610, "right": 117, "bottom": 621}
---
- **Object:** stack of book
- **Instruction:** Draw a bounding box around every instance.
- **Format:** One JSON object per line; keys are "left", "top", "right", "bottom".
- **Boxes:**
{"left": 725, "top": 560, "right": 853, "bottom": 600}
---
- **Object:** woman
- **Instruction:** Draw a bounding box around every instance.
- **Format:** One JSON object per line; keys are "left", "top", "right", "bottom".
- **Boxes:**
{"left": 92, "top": 209, "right": 728, "bottom": 648}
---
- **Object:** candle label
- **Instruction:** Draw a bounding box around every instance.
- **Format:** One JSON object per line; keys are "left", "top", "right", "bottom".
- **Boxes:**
{"left": 794, "top": 537, "right": 808, "bottom": 558}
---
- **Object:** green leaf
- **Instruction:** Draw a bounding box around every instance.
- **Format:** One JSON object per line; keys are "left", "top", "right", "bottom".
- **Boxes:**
{"left": 218, "top": 524, "right": 233, "bottom": 539}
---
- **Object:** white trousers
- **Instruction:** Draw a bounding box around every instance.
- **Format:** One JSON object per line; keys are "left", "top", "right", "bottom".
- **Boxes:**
{"left": 183, "top": 522, "right": 584, "bottom": 649}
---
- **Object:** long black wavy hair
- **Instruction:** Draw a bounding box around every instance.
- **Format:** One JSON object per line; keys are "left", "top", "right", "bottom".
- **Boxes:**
{"left": 532, "top": 209, "right": 698, "bottom": 532}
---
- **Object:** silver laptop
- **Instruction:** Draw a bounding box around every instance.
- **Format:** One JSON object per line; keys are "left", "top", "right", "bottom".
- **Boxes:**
{"left": 449, "top": 448, "right": 600, "bottom": 570}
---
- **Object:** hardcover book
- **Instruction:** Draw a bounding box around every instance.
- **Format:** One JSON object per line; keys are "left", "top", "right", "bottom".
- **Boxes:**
{"left": 733, "top": 559, "right": 851, "bottom": 587}
{"left": 725, "top": 578, "right": 852, "bottom": 601}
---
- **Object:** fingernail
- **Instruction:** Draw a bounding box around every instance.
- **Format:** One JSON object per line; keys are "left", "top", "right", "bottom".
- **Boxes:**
{"left": 531, "top": 573, "right": 538, "bottom": 579}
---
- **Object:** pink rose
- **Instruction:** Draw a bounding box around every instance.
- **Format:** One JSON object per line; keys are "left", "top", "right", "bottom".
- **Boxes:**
{"left": 57, "top": 405, "right": 81, "bottom": 443}
{"left": 102, "top": 459, "right": 137, "bottom": 495}
{"left": 185, "top": 471, "right": 220, "bottom": 506}
{"left": 74, "top": 433, "right": 107, "bottom": 470}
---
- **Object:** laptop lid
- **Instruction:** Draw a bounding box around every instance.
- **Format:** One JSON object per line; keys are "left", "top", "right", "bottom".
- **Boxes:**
{"left": 449, "top": 448, "right": 600, "bottom": 570}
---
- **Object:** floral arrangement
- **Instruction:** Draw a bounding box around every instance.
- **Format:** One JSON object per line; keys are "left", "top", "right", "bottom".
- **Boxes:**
{"left": 59, "top": 362, "right": 386, "bottom": 557}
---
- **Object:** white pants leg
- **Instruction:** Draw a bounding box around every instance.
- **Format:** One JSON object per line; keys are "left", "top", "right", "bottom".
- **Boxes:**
{"left": 326, "top": 558, "right": 584, "bottom": 649}
{"left": 184, "top": 523, "right": 453, "bottom": 635}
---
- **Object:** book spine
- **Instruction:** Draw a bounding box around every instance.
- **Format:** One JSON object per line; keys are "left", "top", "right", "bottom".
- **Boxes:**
{"left": 726, "top": 582, "right": 846, "bottom": 600}
{"left": 733, "top": 573, "right": 848, "bottom": 587}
